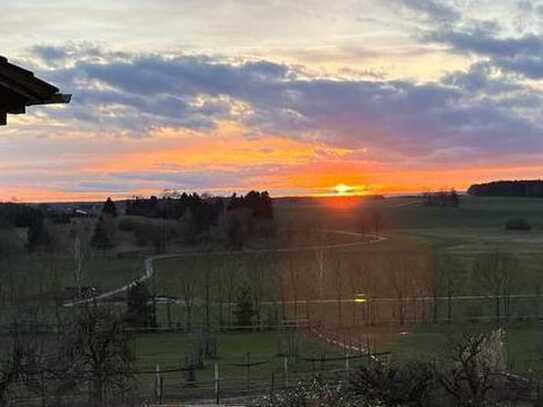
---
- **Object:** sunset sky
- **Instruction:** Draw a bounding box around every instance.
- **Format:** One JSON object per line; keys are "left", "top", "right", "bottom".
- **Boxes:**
{"left": 3, "top": 0, "right": 543, "bottom": 201}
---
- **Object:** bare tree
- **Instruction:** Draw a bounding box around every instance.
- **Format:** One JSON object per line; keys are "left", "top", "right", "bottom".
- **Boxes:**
{"left": 250, "top": 256, "right": 266, "bottom": 330}
{"left": 422, "top": 250, "right": 443, "bottom": 325}
{"left": 0, "top": 326, "right": 27, "bottom": 406}
{"left": 215, "top": 264, "right": 227, "bottom": 328}
{"left": 69, "top": 304, "right": 135, "bottom": 406}
{"left": 332, "top": 255, "right": 344, "bottom": 327}
{"left": 436, "top": 330, "right": 508, "bottom": 406}
{"left": 389, "top": 255, "right": 411, "bottom": 325}
{"left": 203, "top": 266, "right": 211, "bottom": 331}
{"left": 179, "top": 272, "right": 197, "bottom": 332}
{"left": 443, "top": 255, "right": 462, "bottom": 324}
{"left": 23, "top": 326, "right": 81, "bottom": 407}
{"left": 474, "top": 252, "right": 516, "bottom": 322}
{"left": 350, "top": 360, "right": 435, "bottom": 406}
{"left": 287, "top": 254, "right": 299, "bottom": 320}
{"left": 314, "top": 241, "right": 327, "bottom": 324}
{"left": 225, "top": 260, "right": 238, "bottom": 328}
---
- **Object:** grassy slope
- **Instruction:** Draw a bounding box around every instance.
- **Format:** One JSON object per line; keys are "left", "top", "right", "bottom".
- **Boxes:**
{"left": 389, "top": 322, "right": 543, "bottom": 374}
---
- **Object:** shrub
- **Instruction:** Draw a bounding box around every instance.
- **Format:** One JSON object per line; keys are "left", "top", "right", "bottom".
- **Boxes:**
{"left": 505, "top": 218, "right": 531, "bottom": 231}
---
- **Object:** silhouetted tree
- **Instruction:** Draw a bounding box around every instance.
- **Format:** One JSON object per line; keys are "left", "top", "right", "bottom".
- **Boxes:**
{"left": 350, "top": 361, "right": 435, "bottom": 406}
{"left": 468, "top": 180, "right": 543, "bottom": 197}
{"left": 69, "top": 305, "right": 135, "bottom": 405}
{"left": 125, "top": 281, "right": 156, "bottom": 328}
{"left": 474, "top": 252, "right": 516, "bottom": 322}
{"left": 234, "top": 285, "right": 255, "bottom": 327}
{"left": 102, "top": 197, "right": 117, "bottom": 218}
{"left": 90, "top": 217, "right": 113, "bottom": 250}
{"left": 435, "top": 330, "right": 507, "bottom": 407}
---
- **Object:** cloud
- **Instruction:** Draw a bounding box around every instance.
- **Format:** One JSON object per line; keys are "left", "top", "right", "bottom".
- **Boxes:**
{"left": 441, "top": 62, "right": 522, "bottom": 94}
{"left": 24, "top": 44, "right": 543, "bottom": 163}
{"left": 426, "top": 29, "right": 543, "bottom": 58}
{"left": 494, "top": 55, "right": 543, "bottom": 79}
{"left": 394, "top": 0, "right": 461, "bottom": 23}
{"left": 424, "top": 19, "right": 543, "bottom": 80}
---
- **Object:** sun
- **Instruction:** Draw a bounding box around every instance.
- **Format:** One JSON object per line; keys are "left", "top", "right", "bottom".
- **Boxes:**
{"left": 333, "top": 183, "right": 353, "bottom": 194}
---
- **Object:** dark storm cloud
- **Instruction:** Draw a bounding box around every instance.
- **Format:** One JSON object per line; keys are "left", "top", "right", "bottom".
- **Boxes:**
{"left": 27, "top": 44, "right": 543, "bottom": 163}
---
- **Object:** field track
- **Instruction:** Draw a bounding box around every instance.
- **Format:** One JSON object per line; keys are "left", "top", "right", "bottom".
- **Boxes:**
{"left": 64, "top": 230, "right": 386, "bottom": 307}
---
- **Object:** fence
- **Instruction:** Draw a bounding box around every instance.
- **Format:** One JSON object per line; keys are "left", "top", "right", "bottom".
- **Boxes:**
{"left": 141, "top": 348, "right": 390, "bottom": 404}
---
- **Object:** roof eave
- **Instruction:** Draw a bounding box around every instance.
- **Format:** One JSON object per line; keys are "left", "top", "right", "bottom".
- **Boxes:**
{"left": 27, "top": 93, "right": 72, "bottom": 106}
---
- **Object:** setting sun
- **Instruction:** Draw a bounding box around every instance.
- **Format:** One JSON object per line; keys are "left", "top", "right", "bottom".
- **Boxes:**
{"left": 334, "top": 184, "right": 353, "bottom": 194}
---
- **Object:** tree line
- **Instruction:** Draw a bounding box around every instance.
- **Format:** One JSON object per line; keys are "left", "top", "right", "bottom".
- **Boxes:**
{"left": 422, "top": 190, "right": 460, "bottom": 207}
{"left": 93, "top": 191, "right": 274, "bottom": 251}
{"left": 125, "top": 191, "right": 272, "bottom": 222}
{"left": 468, "top": 180, "right": 543, "bottom": 197}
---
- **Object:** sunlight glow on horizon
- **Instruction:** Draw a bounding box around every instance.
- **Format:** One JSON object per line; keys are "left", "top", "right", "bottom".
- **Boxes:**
{"left": 333, "top": 183, "right": 354, "bottom": 195}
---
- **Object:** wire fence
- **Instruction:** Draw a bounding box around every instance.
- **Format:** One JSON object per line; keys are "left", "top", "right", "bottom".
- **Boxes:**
{"left": 138, "top": 349, "right": 390, "bottom": 404}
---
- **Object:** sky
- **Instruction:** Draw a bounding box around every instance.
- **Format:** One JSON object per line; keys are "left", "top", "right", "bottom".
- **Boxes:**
{"left": 2, "top": 0, "right": 543, "bottom": 201}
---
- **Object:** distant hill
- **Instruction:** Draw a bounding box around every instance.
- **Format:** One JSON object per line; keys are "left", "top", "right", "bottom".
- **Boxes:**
{"left": 467, "top": 180, "right": 543, "bottom": 197}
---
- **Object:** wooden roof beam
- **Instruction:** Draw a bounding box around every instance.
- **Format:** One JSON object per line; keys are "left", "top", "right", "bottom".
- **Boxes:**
{"left": 0, "top": 56, "right": 71, "bottom": 126}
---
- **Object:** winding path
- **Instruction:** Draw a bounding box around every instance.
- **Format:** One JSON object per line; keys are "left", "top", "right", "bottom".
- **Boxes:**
{"left": 64, "top": 230, "right": 386, "bottom": 307}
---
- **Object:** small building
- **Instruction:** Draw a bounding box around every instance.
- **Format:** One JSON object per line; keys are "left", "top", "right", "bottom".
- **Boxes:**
{"left": 0, "top": 56, "right": 71, "bottom": 125}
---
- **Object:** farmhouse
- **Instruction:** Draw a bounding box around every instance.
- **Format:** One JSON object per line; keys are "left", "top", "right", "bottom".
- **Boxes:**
{"left": 0, "top": 56, "right": 71, "bottom": 125}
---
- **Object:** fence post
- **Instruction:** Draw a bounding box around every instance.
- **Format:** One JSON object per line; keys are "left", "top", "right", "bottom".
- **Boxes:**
{"left": 345, "top": 352, "right": 350, "bottom": 372}
{"left": 215, "top": 362, "right": 220, "bottom": 405}
{"left": 270, "top": 372, "right": 275, "bottom": 399}
{"left": 246, "top": 352, "right": 251, "bottom": 394}
{"left": 283, "top": 356, "right": 289, "bottom": 387}
{"left": 154, "top": 364, "right": 162, "bottom": 404}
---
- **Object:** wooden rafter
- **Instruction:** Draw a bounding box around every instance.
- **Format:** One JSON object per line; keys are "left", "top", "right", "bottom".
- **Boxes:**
{"left": 0, "top": 56, "right": 71, "bottom": 125}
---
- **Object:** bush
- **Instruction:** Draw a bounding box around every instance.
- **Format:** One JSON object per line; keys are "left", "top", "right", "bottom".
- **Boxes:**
{"left": 505, "top": 218, "right": 531, "bottom": 231}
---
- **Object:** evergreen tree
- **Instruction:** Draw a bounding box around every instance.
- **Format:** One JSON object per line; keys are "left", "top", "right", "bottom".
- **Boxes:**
{"left": 234, "top": 285, "right": 255, "bottom": 327}
{"left": 91, "top": 216, "right": 113, "bottom": 250}
{"left": 102, "top": 197, "right": 117, "bottom": 217}
{"left": 125, "top": 281, "right": 156, "bottom": 328}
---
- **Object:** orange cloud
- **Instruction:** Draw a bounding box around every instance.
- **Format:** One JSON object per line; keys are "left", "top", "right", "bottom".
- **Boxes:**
{"left": 92, "top": 122, "right": 352, "bottom": 173}
{"left": 5, "top": 119, "right": 543, "bottom": 202}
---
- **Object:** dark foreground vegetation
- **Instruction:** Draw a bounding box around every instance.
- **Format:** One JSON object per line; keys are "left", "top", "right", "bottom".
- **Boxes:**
{"left": 256, "top": 330, "right": 536, "bottom": 407}
{"left": 0, "top": 304, "right": 135, "bottom": 407}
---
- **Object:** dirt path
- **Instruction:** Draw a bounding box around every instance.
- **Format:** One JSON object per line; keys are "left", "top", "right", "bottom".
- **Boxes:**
{"left": 64, "top": 230, "right": 386, "bottom": 307}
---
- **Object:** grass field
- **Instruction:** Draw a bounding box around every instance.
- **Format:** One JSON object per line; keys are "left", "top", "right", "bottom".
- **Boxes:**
{"left": 130, "top": 330, "right": 355, "bottom": 400}
{"left": 5, "top": 194, "right": 543, "bottom": 385}
{"left": 388, "top": 321, "right": 543, "bottom": 375}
